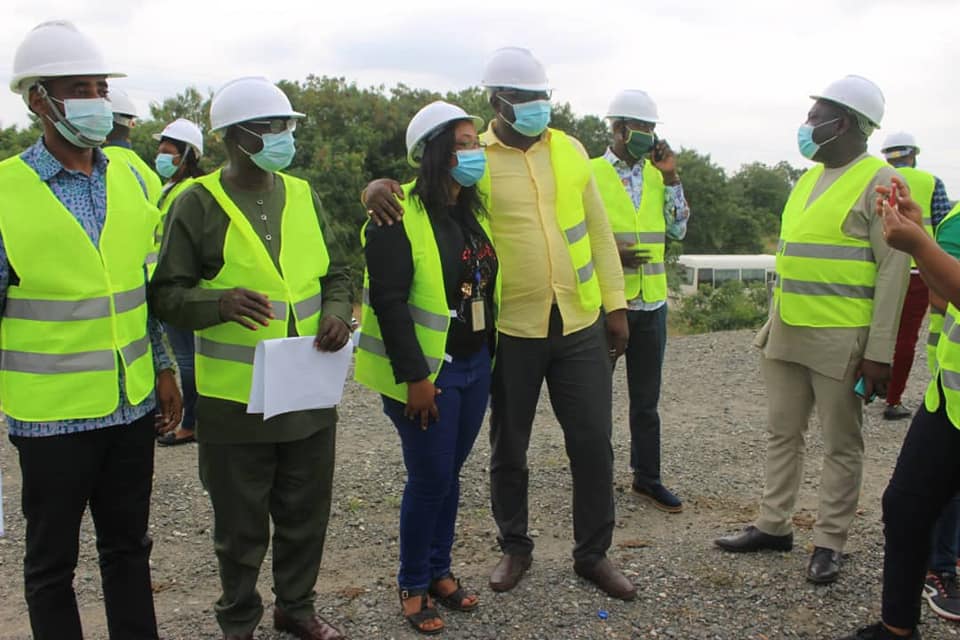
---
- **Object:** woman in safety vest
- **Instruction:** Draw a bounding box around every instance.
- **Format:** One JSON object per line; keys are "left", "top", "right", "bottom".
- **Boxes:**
{"left": 354, "top": 101, "right": 499, "bottom": 635}
{"left": 842, "top": 177, "right": 960, "bottom": 640}
{"left": 152, "top": 118, "right": 206, "bottom": 446}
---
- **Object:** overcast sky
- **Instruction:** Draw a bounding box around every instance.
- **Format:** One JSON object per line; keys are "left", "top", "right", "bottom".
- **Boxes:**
{"left": 2, "top": 0, "right": 959, "bottom": 192}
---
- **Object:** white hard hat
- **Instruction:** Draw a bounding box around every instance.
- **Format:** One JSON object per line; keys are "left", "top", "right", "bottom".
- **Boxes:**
{"left": 109, "top": 88, "right": 138, "bottom": 127}
{"left": 810, "top": 74, "right": 884, "bottom": 129}
{"left": 209, "top": 76, "right": 304, "bottom": 132}
{"left": 880, "top": 131, "right": 919, "bottom": 154}
{"left": 481, "top": 47, "right": 549, "bottom": 92}
{"left": 153, "top": 118, "right": 204, "bottom": 158}
{"left": 10, "top": 20, "right": 125, "bottom": 95}
{"left": 406, "top": 101, "right": 484, "bottom": 167}
{"left": 605, "top": 89, "right": 661, "bottom": 123}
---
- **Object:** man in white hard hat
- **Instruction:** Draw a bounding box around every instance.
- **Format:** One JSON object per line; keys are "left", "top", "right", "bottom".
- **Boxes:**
{"left": 362, "top": 47, "right": 636, "bottom": 601}
{"left": 715, "top": 75, "right": 910, "bottom": 585}
{"left": 1, "top": 19, "right": 181, "bottom": 640}
{"left": 103, "top": 88, "right": 162, "bottom": 203}
{"left": 149, "top": 76, "right": 351, "bottom": 640}
{"left": 592, "top": 89, "right": 690, "bottom": 514}
{"left": 878, "top": 132, "right": 952, "bottom": 421}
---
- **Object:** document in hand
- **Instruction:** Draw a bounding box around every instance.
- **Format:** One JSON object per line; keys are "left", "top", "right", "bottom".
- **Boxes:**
{"left": 247, "top": 336, "right": 353, "bottom": 420}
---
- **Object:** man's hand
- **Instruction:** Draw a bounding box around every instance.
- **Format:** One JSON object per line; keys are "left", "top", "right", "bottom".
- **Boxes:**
{"left": 651, "top": 139, "right": 679, "bottom": 184}
{"left": 875, "top": 177, "right": 928, "bottom": 255}
{"left": 856, "top": 359, "right": 891, "bottom": 404}
{"left": 876, "top": 175, "right": 923, "bottom": 227}
{"left": 405, "top": 378, "right": 440, "bottom": 430}
{"left": 155, "top": 369, "right": 183, "bottom": 434}
{"left": 314, "top": 315, "right": 351, "bottom": 352}
{"left": 218, "top": 288, "right": 274, "bottom": 330}
{"left": 364, "top": 179, "right": 405, "bottom": 226}
{"left": 617, "top": 242, "right": 651, "bottom": 270}
{"left": 606, "top": 308, "right": 630, "bottom": 360}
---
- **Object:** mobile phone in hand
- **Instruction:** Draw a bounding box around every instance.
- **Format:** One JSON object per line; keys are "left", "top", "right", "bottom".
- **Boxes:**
{"left": 854, "top": 376, "right": 877, "bottom": 402}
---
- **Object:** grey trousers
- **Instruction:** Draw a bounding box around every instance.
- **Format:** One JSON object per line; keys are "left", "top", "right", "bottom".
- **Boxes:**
{"left": 489, "top": 307, "right": 616, "bottom": 564}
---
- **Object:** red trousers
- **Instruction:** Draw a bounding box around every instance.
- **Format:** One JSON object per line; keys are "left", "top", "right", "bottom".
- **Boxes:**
{"left": 887, "top": 273, "right": 929, "bottom": 406}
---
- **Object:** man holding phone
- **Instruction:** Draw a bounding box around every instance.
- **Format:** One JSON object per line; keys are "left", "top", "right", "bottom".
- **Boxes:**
{"left": 591, "top": 89, "right": 690, "bottom": 513}
{"left": 714, "top": 76, "right": 909, "bottom": 585}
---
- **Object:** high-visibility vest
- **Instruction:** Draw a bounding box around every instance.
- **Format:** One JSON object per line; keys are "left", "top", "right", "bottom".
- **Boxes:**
{"left": 0, "top": 156, "right": 157, "bottom": 421}
{"left": 897, "top": 166, "right": 936, "bottom": 268}
{"left": 925, "top": 302, "right": 960, "bottom": 428}
{"left": 103, "top": 145, "right": 163, "bottom": 204}
{"left": 774, "top": 156, "right": 886, "bottom": 327}
{"left": 149, "top": 178, "right": 195, "bottom": 278}
{"left": 591, "top": 156, "right": 666, "bottom": 303}
{"left": 193, "top": 170, "right": 330, "bottom": 404}
{"left": 927, "top": 202, "right": 960, "bottom": 375}
{"left": 355, "top": 182, "right": 500, "bottom": 402}
{"left": 478, "top": 128, "right": 602, "bottom": 312}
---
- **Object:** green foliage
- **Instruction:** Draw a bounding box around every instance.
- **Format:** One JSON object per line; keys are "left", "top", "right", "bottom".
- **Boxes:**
{"left": 676, "top": 281, "right": 769, "bottom": 333}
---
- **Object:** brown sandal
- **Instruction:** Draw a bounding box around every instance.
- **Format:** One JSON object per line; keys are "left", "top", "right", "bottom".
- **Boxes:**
{"left": 399, "top": 588, "right": 444, "bottom": 635}
{"left": 429, "top": 573, "right": 479, "bottom": 612}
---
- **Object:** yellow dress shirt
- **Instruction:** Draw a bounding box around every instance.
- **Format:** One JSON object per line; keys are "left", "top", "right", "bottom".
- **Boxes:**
{"left": 480, "top": 124, "right": 626, "bottom": 338}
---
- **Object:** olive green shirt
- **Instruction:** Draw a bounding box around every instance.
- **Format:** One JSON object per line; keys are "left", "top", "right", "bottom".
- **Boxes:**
{"left": 755, "top": 154, "right": 911, "bottom": 380}
{"left": 148, "top": 172, "right": 353, "bottom": 443}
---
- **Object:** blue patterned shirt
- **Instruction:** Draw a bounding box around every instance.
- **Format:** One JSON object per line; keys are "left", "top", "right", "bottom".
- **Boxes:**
{"left": 602, "top": 148, "right": 691, "bottom": 311}
{"left": 3, "top": 138, "right": 172, "bottom": 438}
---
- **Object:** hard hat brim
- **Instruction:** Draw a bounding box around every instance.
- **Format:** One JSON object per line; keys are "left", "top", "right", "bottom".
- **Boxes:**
{"left": 809, "top": 94, "right": 882, "bottom": 128}
{"left": 407, "top": 115, "right": 486, "bottom": 168}
{"left": 211, "top": 110, "right": 306, "bottom": 132}
{"left": 10, "top": 70, "right": 126, "bottom": 95}
{"left": 605, "top": 113, "right": 662, "bottom": 124}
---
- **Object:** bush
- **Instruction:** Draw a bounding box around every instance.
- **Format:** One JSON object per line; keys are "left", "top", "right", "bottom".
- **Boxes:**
{"left": 676, "top": 281, "right": 769, "bottom": 333}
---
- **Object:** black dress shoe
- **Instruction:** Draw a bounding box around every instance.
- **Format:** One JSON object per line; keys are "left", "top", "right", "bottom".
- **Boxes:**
{"left": 489, "top": 553, "right": 532, "bottom": 592}
{"left": 808, "top": 546, "right": 842, "bottom": 584}
{"left": 714, "top": 525, "right": 793, "bottom": 553}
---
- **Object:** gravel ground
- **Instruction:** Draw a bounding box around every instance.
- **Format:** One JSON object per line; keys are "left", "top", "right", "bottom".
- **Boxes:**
{"left": 1, "top": 327, "right": 956, "bottom": 640}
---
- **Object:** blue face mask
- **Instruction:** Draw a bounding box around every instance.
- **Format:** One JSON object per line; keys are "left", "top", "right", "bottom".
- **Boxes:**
{"left": 797, "top": 117, "right": 840, "bottom": 160}
{"left": 500, "top": 97, "right": 551, "bottom": 137}
{"left": 48, "top": 96, "right": 115, "bottom": 148}
{"left": 450, "top": 149, "right": 486, "bottom": 187}
{"left": 240, "top": 128, "right": 296, "bottom": 172}
{"left": 154, "top": 153, "right": 179, "bottom": 179}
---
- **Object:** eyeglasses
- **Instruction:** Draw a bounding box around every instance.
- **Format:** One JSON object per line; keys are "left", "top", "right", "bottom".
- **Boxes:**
{"left": 245, "top": 119, "right": 298, "bottom": 134}
{"left": 497, "top": 90, "right": 552, "bottom": 104}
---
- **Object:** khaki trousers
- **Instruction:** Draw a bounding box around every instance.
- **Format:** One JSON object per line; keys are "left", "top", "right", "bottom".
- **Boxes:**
{"left": 755, "top": 355, "right": 864, "bottom": 551}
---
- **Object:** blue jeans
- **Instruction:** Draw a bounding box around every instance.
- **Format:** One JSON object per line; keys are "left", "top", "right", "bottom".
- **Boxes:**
{"left": 622, "top": 305, "right": 667, "bottom": 484}
{"left": 929, "top": 493, "right": 960, "bottom": 574}
{"left": 383, "top": 348, "right": 491, "bottom": 590}
{"left": 163, "top": 323, "right": 197, "bottom": 430}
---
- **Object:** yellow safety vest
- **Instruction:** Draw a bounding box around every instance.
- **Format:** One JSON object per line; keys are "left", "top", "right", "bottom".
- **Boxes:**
{"left": 149, "top": 178, "right": 195, "bottom": 278}
{"left": 355, "top": 182, "right": 500, "bottom": 402}
{"left": 925, "top": 302, "right": 960, "bottom": 428}
{"left": 774, "top": 156, "right": 885, "bottom": 327}
{"left": 927, "top": 202, "right": 960, "bottom": 375}
{"left": 591, "top": 156, "right": 666, "bottom": 303}
{"left": 478, "top": 128, "right": 602, "bottom": 312}
{"left": 193, "top": 170, "right": 330, "bottom": 404}
{"left": 897, "top": 166, "right": 936, "bottom": 268}
{"left": 103, "top": 145, "right": 163, "bottom": 204}
{"left": 0, "top": 156, "right": 157, "bottom": 421}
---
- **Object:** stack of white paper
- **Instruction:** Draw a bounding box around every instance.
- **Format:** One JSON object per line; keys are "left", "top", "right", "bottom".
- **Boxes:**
{"left": 248, "top": 337, "right": 353, "bottom": 420}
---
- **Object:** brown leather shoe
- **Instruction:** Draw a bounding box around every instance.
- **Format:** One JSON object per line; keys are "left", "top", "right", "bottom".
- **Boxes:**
{"left": 274, "top": 607, "right": 346, "bottom": 640}
{"left": 489, "top": 553, "right": 532, "bottom": 592}
{"left": 573, "top": 557, "right": 638, "bottom": 601}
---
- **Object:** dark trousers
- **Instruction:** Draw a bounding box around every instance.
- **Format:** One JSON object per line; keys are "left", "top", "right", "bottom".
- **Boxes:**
{"left": 929, "top": 494, "right": 960, "bottom": 574}
{"left": 164, "top": 323, "right": 197, "bottom": 430}
{"left": 11, "top": 414, "right": 158, "bottom": 640}
{"left": 620, "top": 305, "right": 667, "bottom": 484}
{"left": 198, "top": 427, "right": 336, "bottom": 636}
{"left": 383, "top": 349, "right": 490, "bottom": 590}
{"left": 887, "top": 273, "right": 928, "bottom": 406}
{"left": 881, "top": 387, "right": 960, "bottom": 629}
{"left": 489, "top": 308, "right": 615, "bottom": 564}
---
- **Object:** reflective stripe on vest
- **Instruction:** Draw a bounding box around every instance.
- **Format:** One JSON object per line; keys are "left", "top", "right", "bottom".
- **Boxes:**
{"left": 591, "top": 156, "right": 667, "bottom": 303}
{"left": 926, "top": 303, "right": 960, "bottom": 429}
{"left": 928, "top": 307, "right": 945, "bottom": 376}
{"left": 774, "top": 156, "right": 885, "bottom": 327}
{"left": 477, "top": 128, "right": 601, "bottom": 311}
{"left": 354, "top": 181, "right": 500, "bottom": 402}
{"left": 0, "top": 156, "right": 157, "bottom": 421}
{"left": 897, "top": 167, "right": 936, "bottom": 267}
{"left": 193, "top": 169, "right": 330, "bottom": 405}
